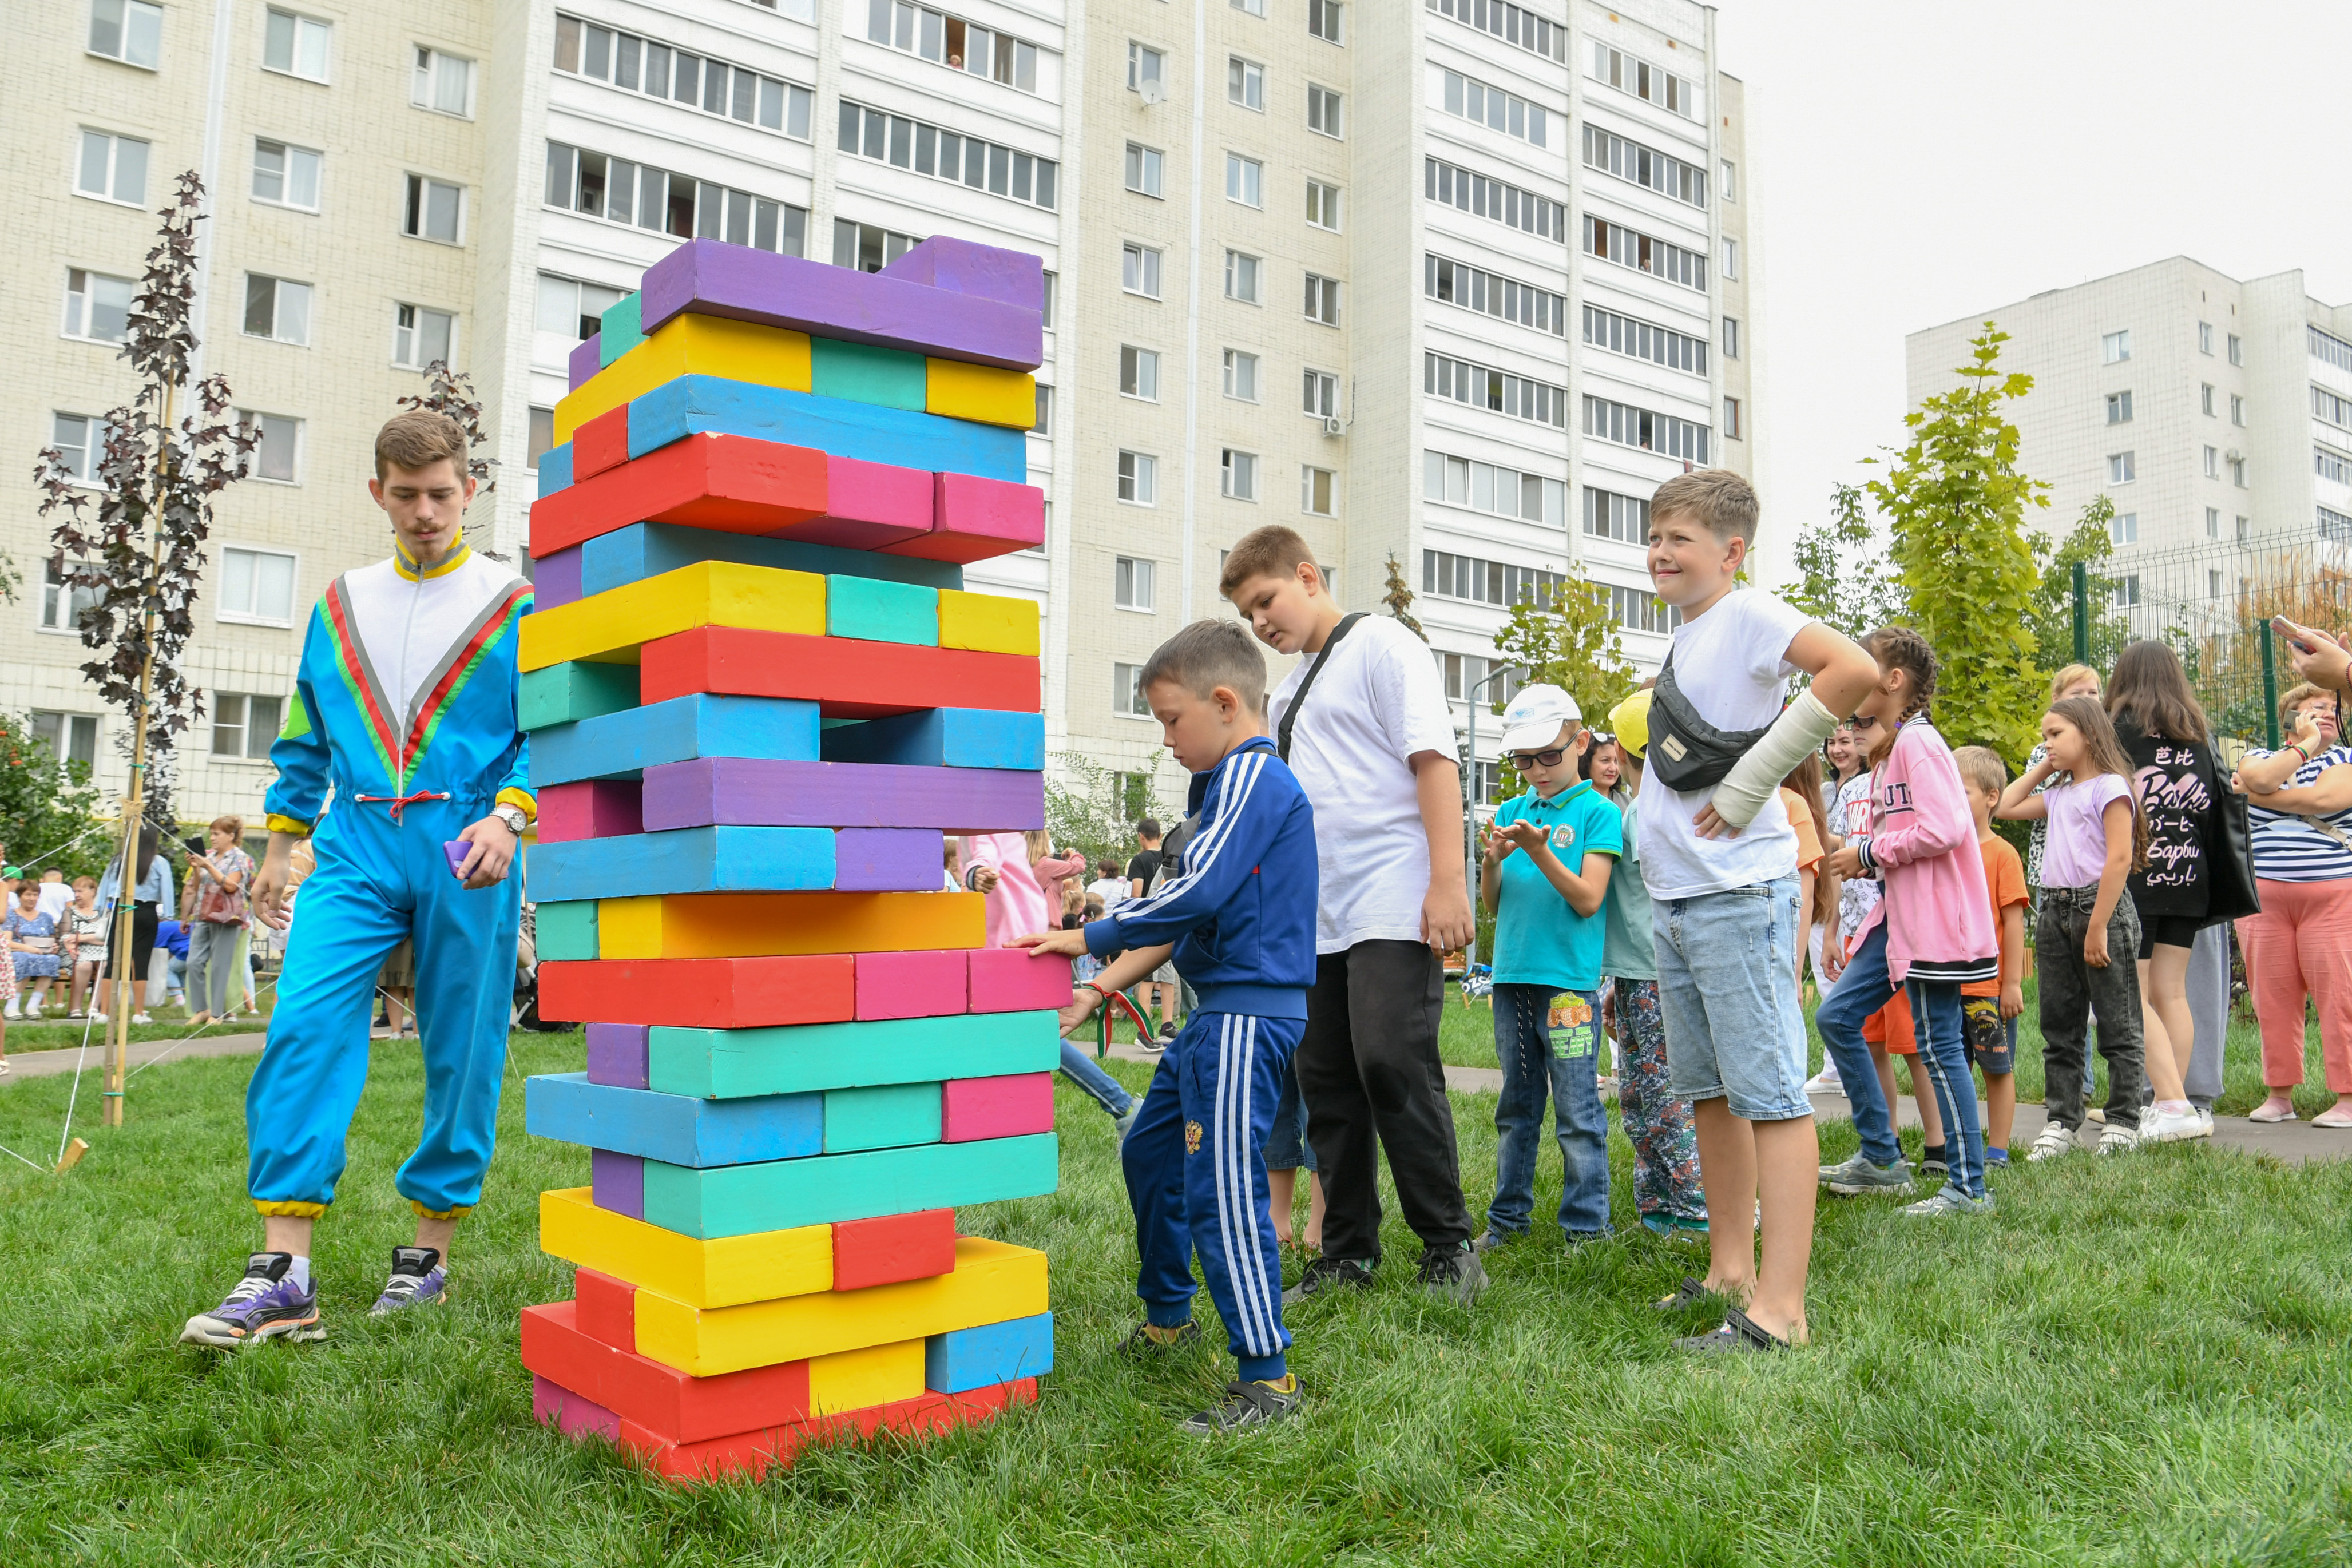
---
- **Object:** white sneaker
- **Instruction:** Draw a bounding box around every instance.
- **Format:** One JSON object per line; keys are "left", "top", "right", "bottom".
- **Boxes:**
{"left": 132, "top": 1012, "right": 152, "bottom": 1025}
{"left": 1803, "top": 1065, "right": 1843, "bottom": 1095}
{"left": 25, "top": 998, "right": 43, "bottom": 1019}
{"left": 2143, "top": 1106, "right": 2204, "bottom": 1144}
{"left": 2027, "top": 1122, "right": 2077, "bottom": 1162}
{"left": 2197, "top": 1106, "right": 2215, "bottom": 1136}
{"left": 2, "top": 1000, "right": 18, "bottom": 1020}
{"left": 2096, "top": 1123, "right": 2140, "bottom": 1156}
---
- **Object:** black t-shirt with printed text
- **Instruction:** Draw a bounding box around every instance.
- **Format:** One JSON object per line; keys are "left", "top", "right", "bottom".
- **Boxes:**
{"left": 2115, "top": 712, "right": 2215, "bottom": 919}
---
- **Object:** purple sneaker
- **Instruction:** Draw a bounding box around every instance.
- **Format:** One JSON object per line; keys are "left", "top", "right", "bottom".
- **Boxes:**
{"left": 370, "top": 1246, "right": 448, "bottom": 1315}
{"left": 180, "top": 1253, "right": 325, "bottom": 1348}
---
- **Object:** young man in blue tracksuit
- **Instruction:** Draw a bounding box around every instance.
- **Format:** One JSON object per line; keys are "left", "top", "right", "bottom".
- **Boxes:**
{"left": 1018, "top": 618, "right": 1318, "bottom": 1434}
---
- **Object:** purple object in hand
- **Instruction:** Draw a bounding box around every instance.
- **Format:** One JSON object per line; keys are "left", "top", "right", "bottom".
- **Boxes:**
{"left": 445, "top": 840, "right": 474, "bottom": 880}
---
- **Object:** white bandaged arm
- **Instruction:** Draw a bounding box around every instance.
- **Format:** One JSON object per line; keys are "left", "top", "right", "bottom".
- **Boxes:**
{"left": 1708, "top": 688, "right": 1843, "bottom": 829}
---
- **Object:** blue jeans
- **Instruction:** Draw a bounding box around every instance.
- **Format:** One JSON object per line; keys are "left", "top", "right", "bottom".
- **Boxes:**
{"left": 1652, "top": 876, "right": 1811, "bottom": 1120}
{"left": 1814, "top": 924, "right": 1986, "bottom": 1198}
{"left": 1486, "top": 984, "right": 1611, "bottom": 1237}
{"left": 1059, "top": 1042, "right": 1132, "bottom": 1118}
{"left": 1264, "top": 1055, "right": 1315, "bottom": 1172}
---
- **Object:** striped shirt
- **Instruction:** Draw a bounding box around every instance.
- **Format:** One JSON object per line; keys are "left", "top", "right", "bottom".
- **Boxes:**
{"left": 2246, "top": 744, "right": 2352, "bottom": 882}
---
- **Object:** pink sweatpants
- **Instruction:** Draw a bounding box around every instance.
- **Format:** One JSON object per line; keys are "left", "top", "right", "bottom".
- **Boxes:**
{"left": 2236, "top": 877, "right": 2352, "bottom": 1093}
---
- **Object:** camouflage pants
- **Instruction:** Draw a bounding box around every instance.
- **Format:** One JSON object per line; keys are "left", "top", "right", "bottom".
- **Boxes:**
{"left": 1613, "top": 978, "right": 1707, "bottom": 1222}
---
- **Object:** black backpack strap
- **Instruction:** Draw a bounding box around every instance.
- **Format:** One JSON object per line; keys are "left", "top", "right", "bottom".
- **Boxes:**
{"left": 1277, "top": 612, "right": 1369, "bottom": 763}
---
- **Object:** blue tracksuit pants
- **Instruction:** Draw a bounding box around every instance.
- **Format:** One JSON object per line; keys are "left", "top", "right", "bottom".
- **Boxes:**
{"left": 245, "top": 795, "right": 521, "bottom": 1218}
{"left": 1121, "top": 1009, "right": 1300, "bottom": 1382}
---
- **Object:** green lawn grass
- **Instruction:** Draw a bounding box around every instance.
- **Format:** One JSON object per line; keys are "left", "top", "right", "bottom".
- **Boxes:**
{"left": 3, "top": 1031, "right": 2350, "bottom": 1563}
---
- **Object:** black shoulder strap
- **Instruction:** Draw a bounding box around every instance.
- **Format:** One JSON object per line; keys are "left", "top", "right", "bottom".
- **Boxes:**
{"left": 1278, "top": 612, "right": 1369, "bottom": 763}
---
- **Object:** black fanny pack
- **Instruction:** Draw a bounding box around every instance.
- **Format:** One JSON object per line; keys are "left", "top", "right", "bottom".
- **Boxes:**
{"left": 1645, "top": 652, "right": 1772, "bottom": 792}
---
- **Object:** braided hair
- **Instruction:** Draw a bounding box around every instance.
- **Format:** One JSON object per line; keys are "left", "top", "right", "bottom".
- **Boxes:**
{"left": 1858, "top": 625, "right": 1938, "bottom": 764}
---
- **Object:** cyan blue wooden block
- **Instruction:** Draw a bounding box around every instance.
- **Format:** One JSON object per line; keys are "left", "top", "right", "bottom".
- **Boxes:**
{"left": 625, "top": 378, "right": 1026, "bottom": 484}
{"left": 598, "top": 292, "right": 644, "bottom": 364}
{"left": 650, "top": 1010, "right": 1061, "bottom": 1099}
{"left": 810, "top": 336, "right": 927, "bottom": 410}
{"left": 538, "top": 443, "right": 573, "bottom": 495}
{"left": 579, "top": 522, "right": 962, "bottom": 600}
{"left": 820, "top": 709, "right": 1046, "bottom": 769}
{"left": 525, "top": 1072, "right": 822, "bottom": 1169}
{"left": 925, "top": 1312, "right": 1054, "bottom": 1393}
{"left": 641, "top": 1133, "right": 1060, "bottom": 1237}
{"left": 530, "top": 694, "right": 821, "bottom": 787}
{"left": 530, "top": 827, "right": 836, "bottom": 902}
{"left": 826, "top": 575, "right": 938, "bottom": 647}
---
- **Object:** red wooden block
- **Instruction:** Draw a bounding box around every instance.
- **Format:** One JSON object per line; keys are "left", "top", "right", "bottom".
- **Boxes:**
{"left": 941, "top": 1074, "right": 1054, "bottom": 1143}
{"left": 832, "top": 1209, "right": 958, "bottom": 1291}
{"left": 968, "top": 948, "right": 1074, "bottom": 1014}
{"left": 639, "top": 626, "right": 1040, "bottom": 717}
{"left": 854, "top": 950, "right": 967, "bottom": 1020}
{"left": 530, "top": 434, "right": 829, "bottom": 558}
{"left": 539, "top": 956, "right": 856, "bottom": 1029}
{"left": 537, "top": 779, "right": 645, "bottom": 844}
{"left": 522, "top": 1301, "right": 812, "bottom": 1444}
{"left": 574, "top": 405, "right": 632, "bottom": 481}
{"left": 779, "top": 455, "right": 933, "bottom": 551}
{"left": 880, "top": 473, "right": 1045, "bottom": 563}
{"left": 573, "top": 1267, "right": 638, "bottom": 1349}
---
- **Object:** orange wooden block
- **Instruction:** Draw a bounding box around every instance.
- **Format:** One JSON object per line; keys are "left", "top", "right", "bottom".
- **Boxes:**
{"left": 596, "top": 890, "right": 984, "bottom": 960}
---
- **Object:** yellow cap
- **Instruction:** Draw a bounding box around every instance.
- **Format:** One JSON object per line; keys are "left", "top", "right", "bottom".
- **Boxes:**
{"left": 1608, "top": 688, "right": 1654, "bottom": 760}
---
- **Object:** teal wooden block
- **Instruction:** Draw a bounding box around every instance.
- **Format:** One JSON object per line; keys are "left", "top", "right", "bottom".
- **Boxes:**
{"left": 823, "top": 1081, "right": 943, "bottom": 1153}
{"left": 819, "top": 709, "right": 1046, "bottom": 769}
{"left": 536, "top": 901, "right": 598, "bottom": 962}
{"left": 598, "top": 292, "right": 644, "bottom": 364}
{"left": 641, "top": 1133, "right": 1060, "bottom": 1238}
{"left": 810, "top": 336, "right": 926, "bottom": 411}
{"left": 519, "top": 661, "right": 641, "bottom": 732}
{"left": 650, "top": 1010, "right": 1060, "bottom": 1099}
{"left": 826, "top": 575, "right": 938, "bottom": 647}
{"left": 926, "top": 1312, "right": 1053, "bottom": 1392}
{"left": 525, "top": 1072, "right": 822, "bottom": 1168}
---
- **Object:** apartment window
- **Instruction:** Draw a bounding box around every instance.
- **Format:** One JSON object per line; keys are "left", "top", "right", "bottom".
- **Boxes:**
{"left": 403, "top": 174, "right": 463, "bottom": 243}
{"left": 1303, "top": 369, "right": 1338, "bottom": 418}
{"left": 1122, "top": 241, "right": 1163, "bottom": 298}
{"left": 1221, "top": 449, "right": 1259, "bottom": 501}
{"left": 1042, "top": 271, "right": 1057, "bottom": 321}
{"left": 2199, "top": 321, "right": 2214, "bottom": 354}
{"left": 1114, "top": 556, "right": 1156, "bottom": 612}
{"left": 2208, "top": 569, "right": 2226, "bottom": 598}
{"left": 1433, "top": 68, "right": 1548, "bottom": 146}
{"left": 1114, "top": 663, "right": 1151, "bottom": 718}
{"left": 1589, "top": 41, "right": 1694, "bottom": 114}
{"left": 2231, "top": 393, "right": 2246, "bottom": 427}
{"left": 1723, "top": 317, "right": 1740, "bottom": 359}
{"left": 2109, "top": 451, "right": 2136, "bottom": 484}
{"left": 865, "top": 1, "right": 1050, "bottom": 95}
{"left": 1233, "top": 0, "right": 1267, "bottom": 14}
{"left": 2105, "top": 391, "right": 2133, "bottom": 424}
{"left": 1308, "top": 84, "right": 1343, "bottom": 137}
{"left": 1422, "top": 549, "right": 1568, "bottom": 610}
{"left": 264, "top": 8, "right": 332, "bottom": 82}
{"left": 558, "top": 17, "right": 815, "bottom": 137}
{"left": 1429, "top": 256, "right": 1567, "bottom": 338}
{"left": 2206, "top": 506, "right": 2220, "bottom": 539}
{"left": 1582, "top": 394, "right": 1709, "bottom": 459}
{"left": 1127, "top": 42, "right": 1164, "bottom": 93}
{"left": 1302, "top": 466, "right": 1336, "bottom": 516}
{"left": 832, "top": 220, "right": 919, "bottom": 271}
{"left": 838, "top": 102, "right": 1057, "bottom": 209}
{"left": 2102, "top": 329, "right": 2132, "bottom": 364}
{"left": 2315, "top": 386, "right": 2352, "bottom": 431}
{"left": 1228, "top": 57, "right": 1264, "bottom": 111}
{"left": 1583, "top": 216, "right": 1706, "bottom": 289}
{"left": 30, "top": 712, "right": 99, "bottom": 771}
{"left": 1227, "top": 153, "right": 1263, "bottom": 207}
{"left": 2231, "top": 456, "right": 2248, "bottom": 487}
{"left": 1125, "top": 142, "right": 1164, "bottom": 198}
{"left": 2238, "top": 513, "right": 2252, "bottom": 540}
{"left": 549, "top": 141, "right": 807, "bottom": 255}
{"left": 1308, "top": 0, "right": 1343, "bottom": 43}
{"left": 2203, "top": 445, "right": 2219, "bottom": 479}
{"left": 2312, "top": 327, "right": 2352, "bottom": 373}
{"left": 1117, "top": 450, "right": 1157, "bottom": 505}
{"left": 62, "top": 269, "right": 134, "bottom": 344}
{"left": 1223, "top": 349, "right": 1260, "bottom": 401}
{"left": 393, "top": 303, "right": 455, "bottom": 370}
{"left": 2228, "top": 334, "right": 2243, "bottom": 366}
{"left": 1581, "top": 125, "right": 1707, "bottom": 207}
{"left": 1722, "top": 239, "right": 1739, "bottom": 280}
{"left": 1581, "top": 485, "right": 1647, "bottom": 542}
{"left": 1303, "top": 273, "right": 1340, "bottom": 325}
{"left": 1224, "top": 250, "right": 1262, "bottom": 304}
{"left": 2109, "top": 511, "right": 2138, "bottom": 546}
{"left": 2321, "top": 506, "right": 2352, "bottom": 543}
{"left": 411, "top": 46, "right": 475, "bottom": 116}
{"left": 1426, "top": 355, "right": 1568, "bottom": 428}
{"left": 2202, "top": 383, "right": 2215, "bottom": 416}
{"left": 1430, "top": 0, "right": 1566, "bottom": 63}
{"left": 1119, "top": 345, "right": 1160, "bottom": 401}
{"left": 237, "top": 411, "right": 302, "bottom": 483}
{"left": 1723, "top": 398, "right": 1743, "bottom": 440}
{"left": 537, "top": 273, "right": 626, "bottom": 341}
{"left": 39, "top": 559, "right": 103, "bottom": 633}
{"left": 88, "top": 0, "right": 162, "bottom": 68}
{"left": 211, "top": 693, "right": 284, "bottom": 760}
{"left": 243, "top": 275, "right": 311, "bottom": 345}
{"left": 2112, "top": 576, "right": 2142, "bottom": 609}
{"left": 1580, "top": 302, "right": 1703, "bottom": 370}
{"left": 1429, "top": 158, "right": 1565, "bottom": 241}
{"left": 1033, "top": 384, "right": 1053, "bottom": 435}
{"left": 528, "top": 407, "right": 556, "bottom": 467}
{"left": 1722, "top": 159, "right": 1737, "bottom": 201}
{"left": 1306, "top": 180, "right": 1342, "bottom": 231}
{"left": 76, "top": 130, "right": 149, "bottom": 205}
{"left": 50, "top": 414, "right": 108, "bottom": 483}
{"left": 252, "top": 140, "right": 323, "bottom": 210}
{"left": 219, "top": 546, "right": 297, "bottom": 624}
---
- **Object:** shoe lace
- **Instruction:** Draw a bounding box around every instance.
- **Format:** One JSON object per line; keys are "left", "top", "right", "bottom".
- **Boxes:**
{"left": 379, "top": 1271, "right": 430, "bottom": 1302}
{"left": 220, "top": 1274, "right": 276, "bottom": 1308}
{"left": 1415, "top": 1249, "right": 1461, "bottom": 1283}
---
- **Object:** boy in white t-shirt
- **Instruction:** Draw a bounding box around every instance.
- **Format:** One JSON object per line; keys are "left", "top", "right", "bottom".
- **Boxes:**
{"left": 1639, "top": 471, "right": 1878, "bottom": 1352}
{"left": 1222, "top": 526, "right": 1486, "bottom": 1305}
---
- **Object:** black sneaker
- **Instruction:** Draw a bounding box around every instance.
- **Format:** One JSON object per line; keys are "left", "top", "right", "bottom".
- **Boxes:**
{"left": 1416, "top": 1241, "right": 1490, "bottom": 1304}
{"left": 1156, "top": 1020, "right": 1180, "bottom": 1042}
{"left": 1177, "top": 1375, "right": 1300, "bottom": 1435}
{"left": 1280, "top": 1255, "right": 1374, "bottom": 1307}
{"left": 1116, "top": 1319, "right": 1202, "bottom": 1359}
{"left": 1919, "top": 1144, "right": 1949, "bottom": 1177}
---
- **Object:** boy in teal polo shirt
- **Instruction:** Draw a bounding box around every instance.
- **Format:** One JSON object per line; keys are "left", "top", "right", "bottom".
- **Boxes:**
{"left": 1475, "top": 684, "right": 1624, "bottom": 1248}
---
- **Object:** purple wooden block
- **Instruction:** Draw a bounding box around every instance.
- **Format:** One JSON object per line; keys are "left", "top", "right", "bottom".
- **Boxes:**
{"left": 637, "top": 240, "right": 1042, "bottom": 372}
{"left": 568, "top": 332, "right": 603, "bottom": 392}
{"left": 834, "top": 828, "right": 952, "bottom": 891}
{"left": 591, "top": 1148, "right": 644, "bottom": 1220}
{"left": 533, "top": 546, "right": 583, "bottom": 611}
{"left": 585, "top": 1022, "right": 651, "bottom": 1089}
{"left": 641, "top": 757, "right": 1044, "bottom": 832}
{"left": 877, "top": 237, "right": 1045, "bottom": 313}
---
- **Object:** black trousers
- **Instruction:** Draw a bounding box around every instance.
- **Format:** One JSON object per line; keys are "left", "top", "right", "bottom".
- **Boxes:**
{"left": 1296, "top": 939, "right": 1473, "bottom": 1263}
{"left": 101, "top": 900, "right": 161, "bottom": 982}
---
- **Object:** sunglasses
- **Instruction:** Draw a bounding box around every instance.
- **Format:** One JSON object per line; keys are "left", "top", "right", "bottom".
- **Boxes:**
{"left": 1506, "top": 747, "right": 1570, "bottom": 769}
{"left": 1588, "top": 731, "right": 1616, "bottom": 745}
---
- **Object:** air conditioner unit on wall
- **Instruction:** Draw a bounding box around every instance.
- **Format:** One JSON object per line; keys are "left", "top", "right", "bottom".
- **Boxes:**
{"left": 1322, "top": 416, "right": 1346, "bottom": 436}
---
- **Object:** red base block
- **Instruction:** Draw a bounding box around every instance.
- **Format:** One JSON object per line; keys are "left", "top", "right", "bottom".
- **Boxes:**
{"left": 832, "top": 1209, "right": 957, "bottom": 1292}
{"left": 530, "top": 434, "right": 829, "bottom": 558}
{"left": 523, "top": 1300, "right": 814, "bottom": 1444}
{"left": 538, "top": 955, "right": 856, "bottom": 1029}
{"left": 640, "top": 626, "right": 1040, "bottom": 716}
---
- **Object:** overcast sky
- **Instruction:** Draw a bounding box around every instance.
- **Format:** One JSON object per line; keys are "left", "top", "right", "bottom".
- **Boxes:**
{"left": 1711, "top": 0, "right": 2352, "bottom": 585}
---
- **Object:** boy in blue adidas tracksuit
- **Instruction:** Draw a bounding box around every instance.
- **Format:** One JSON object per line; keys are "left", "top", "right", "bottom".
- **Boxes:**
{"left": 1017, "top": 619, "right": 1317, "bottom": 1434}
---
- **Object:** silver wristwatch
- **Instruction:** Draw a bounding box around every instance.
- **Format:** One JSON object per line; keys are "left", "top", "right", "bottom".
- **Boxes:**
{"left": 491, "top": 803, "right": 529, "bottom": 834}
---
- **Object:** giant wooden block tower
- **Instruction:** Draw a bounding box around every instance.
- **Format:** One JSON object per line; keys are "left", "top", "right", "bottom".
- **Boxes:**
{"left": 517, "top": 237, "right": 1064, "bottom": 1483}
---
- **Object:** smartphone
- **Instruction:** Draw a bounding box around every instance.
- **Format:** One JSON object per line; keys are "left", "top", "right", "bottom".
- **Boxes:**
{"left": 2271, "top": 616, "right": 2315, "bottom": 655}
{"left": 444, "top": 840, "right": 474, "bottom": 881}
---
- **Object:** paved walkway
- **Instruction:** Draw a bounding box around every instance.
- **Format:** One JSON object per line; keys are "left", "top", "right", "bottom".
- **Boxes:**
{"left": 2, "top": 1031, "right": 269, "bottom": 1082}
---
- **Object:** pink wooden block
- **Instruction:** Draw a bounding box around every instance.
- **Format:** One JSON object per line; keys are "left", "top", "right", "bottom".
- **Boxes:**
{"left": 968, "top": 947, "right": 1073, "bottom": 1014}
{"left": 941, "top": 1073, "right": 1054, "bottom": 1142}
{"left": 883, "top": 474, "right": 1045, "bottom": 563}
{"left": 534, "top": 1372, "right": 622, "bottom": 1439}
{"left": 538, "top": 780, "right": 645, "bottom": 844}
{"left": 778, "top": 455, "right": 933, "bottom": 550}
{"left": 855, "top": 949, "right": 968, "bottom": 1020}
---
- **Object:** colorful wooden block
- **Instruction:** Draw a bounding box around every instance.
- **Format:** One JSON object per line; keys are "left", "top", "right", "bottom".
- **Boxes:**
{"left": 537, "top": 779, "right": 644, "bottom": 844}
{"left": 592, "top": 1149, "right": 644, "bottom": 1220}
{"left": 557, "top": 313, "right": 814, "bottom": 441}
{"left": 926, "top": 1312, "right": 1054, "bottom": 1393}
{"left": 925, "top": 358, "right": 1036, "bottom": 430}
{"left": 639, "top": 628, "right": 1041, "bottom": 716}
{"left": 530, "top": 694, "right": 822, "bottom": 788}
{"left": 632, "top": 1235, "right": 1050, "bottom": 1373}
{"left": 585, "top": 1022, "right": 649, "bottom": 1089}
{"left": 819, "top": 709, "right": 1046, "bottom": 770}
{"left": 884, "top": 473, "right": 1046, "bottom": 563}
{"left": 526, "top": 1073, "right": 823, "bottom": 1168}
{"left": 522, "top": 1300, "right": 814, "bottom": 1443}
{"left": 936, "top": 589, "right": 1040, "bottom": 656}
{"left": 855, "top": 950, "right": 966, "bottom": 1021}
{"left": 825, "top": 574, "right": 937, "bottom": 646}
{"left": 941, "top": 1073, "right": 1055, "bottom": 1143}
{"left": 598, "top": 291, "right": 644, "bottom": 363}
{"left": 538, "top": 955, "right": 857, "bottom": 1029}
{"left": 529, "top": 434, "right": 829, "bottom": 557}
{"left": 574, "top": 1266, "right": 637, "bottom": 1349}
{"left": 834, "top": 828, "right": 950, "bottom": 891}
{"left": 832, "top": 1209, "right": 957, "bottom": 1292}
{"left": 537, "top": 442, "right": 573, "bottom": 495}
{"left": 580, "top": 521, "right": 962, "bottom": 599}
{"left": 810, "top": 336, "right": 927, "bottom": 411}
{"left": 573, "top": 404, "right": 631, "bottom": 481}
{"left": 822, "top": 1082, "right": 942, "bottom": 1153}
{"left": 649, "top": 1010, "right": 1058, "bottom": 1100}
{"left": 518, "top": 661, "right": 640, "bottom": 732}
{"left": 624, "top": 379, "right": 1026, "bottom": 485}
{"left": 641, "top": 1136, "right": 1059, "bottom": 1242}
{"left": 568, "top": 334, "right": 601, "bottom": 389}
{"left": 878, "top": 236, "right": 1045, "bottom": 312}
{"left": 782, "top": 455, "right": 934, "bottom": 551}
{"left": 968, "top": 948, "right": 1076, "bottom": 1014}
{"left": 533, "top": 546, "right": 584, "bottom": 611}
{"left": 641, "top": 758, "right": 1042, "bottom": 833}
{"left": 531, "top": 827, "right": 847, "bottom": 903}
{"left": 519, "top": 561, "right": 827, "bottom": 672}
{"left": 597, "top": 890, "right": 983, "bottom": 962}
{"left": 540, "top": 1186, "right": 833, "bottom": 1308}
{"left": 808, "top": 1339, "right": 926, "bottom": 1418}
{"left": 636, "top": 237, "right": 1044, "bottom": 374}
{"left": 535, "top": 900, "right": 598, "bottom": 962}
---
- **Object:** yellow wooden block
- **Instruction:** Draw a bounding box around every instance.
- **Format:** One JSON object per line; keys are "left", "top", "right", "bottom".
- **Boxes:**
{"left": 634, "top": 1236, "right": 1047, "bottom": 1376}
{"left": 554, "top": 315, "right": 813, "bottom": 442}
{"left": 807, "top": 1337, "right": 927, "bottom": 1416}
{"left": 599, "top": 891, "right": 985, "bottom": 959}
{"left": 539, "top": 1187, "right": 832, "bottom": 1309}
{"left": 937, "top": 590, "right": 1041, "bottom": 657}
{"left": 518, "top": 561, "right": 826, "bottom": 671}
{"left": 925, "top": 358, "right": 1036, "bottom": 430}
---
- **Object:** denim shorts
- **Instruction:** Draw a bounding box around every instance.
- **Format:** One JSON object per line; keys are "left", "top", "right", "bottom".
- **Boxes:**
{"left": 1651, "top": 875, "right": 1811, "bottom": 1121}
{"left": 1961, "top": 995, "right": 2017, "bottom": 1075}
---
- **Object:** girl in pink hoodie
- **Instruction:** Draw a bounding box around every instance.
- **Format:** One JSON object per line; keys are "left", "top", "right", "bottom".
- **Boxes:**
{"left": 1817, "top": 626, "right": 2000, "bottom": 1214}
{"left": 959, "top": 831, "right": 1087, "bottom": 951}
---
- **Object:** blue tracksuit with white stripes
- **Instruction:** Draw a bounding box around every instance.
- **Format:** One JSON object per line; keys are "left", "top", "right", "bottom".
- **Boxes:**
{"left": 1085, "top": 734, "right": 1317, "bottom": 1380}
